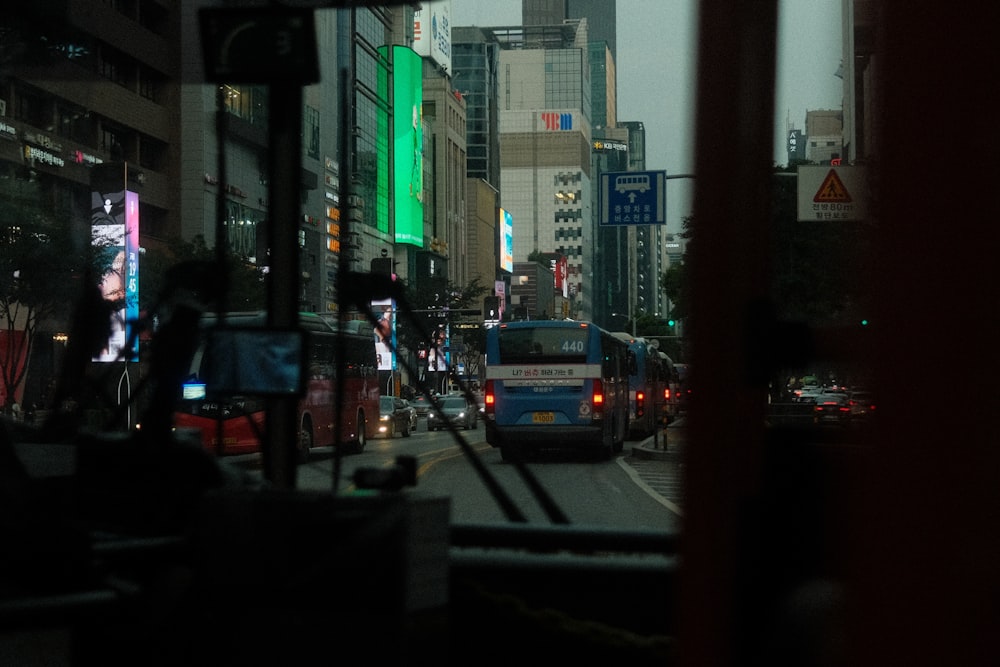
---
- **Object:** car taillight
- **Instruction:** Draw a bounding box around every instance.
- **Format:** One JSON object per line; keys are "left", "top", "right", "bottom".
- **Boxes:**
{"left": 484, "top": 380, "right": 495, "bottom": 415}
{"left": 664, "top": 387, "right": 671, "bottom": 401}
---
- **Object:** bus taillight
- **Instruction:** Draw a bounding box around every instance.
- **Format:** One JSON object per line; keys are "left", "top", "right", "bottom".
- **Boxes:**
{"left": 592, "top": 379, "right": 605, "bottom": 417}
{"left": 484, "top": 380, "right": 495, "bottom": 416}
{"left": 636, "top": 390, "right": 645, "bottom": 417}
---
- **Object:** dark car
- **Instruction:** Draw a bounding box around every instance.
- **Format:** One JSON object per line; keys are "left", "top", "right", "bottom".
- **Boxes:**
{"left": 427, "top": 395, "right": 478, "bottom": 431}
{"left": 848, "top": 390, "right": 876, "bottom": 422}
{"left": 812, "top": 393, "right": 852, "bottom": 426}
{"left": 400, "top": 398, "right": 418, "bottom": 432}
{"left": 378, "top": 396, "right": 413, "bottom": 438}
{"left": 409, "top": 394, "right": 433, "bottom": 418}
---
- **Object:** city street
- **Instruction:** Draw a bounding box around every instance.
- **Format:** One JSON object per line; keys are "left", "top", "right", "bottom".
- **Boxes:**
{"left": 229, "top": 417, "right": 688, "bottom": 530}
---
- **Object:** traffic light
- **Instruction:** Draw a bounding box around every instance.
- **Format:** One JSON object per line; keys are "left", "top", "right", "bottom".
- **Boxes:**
{"left": 667, "top": 319, "right": 676, "bottom": 327}
{"left": 484, "top": 296, "right": 500, "bottom": 320}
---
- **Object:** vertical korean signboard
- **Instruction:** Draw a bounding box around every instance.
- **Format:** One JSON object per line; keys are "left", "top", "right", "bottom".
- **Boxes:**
{"left": 91, "top": 178, "right": 139, "bottom": 362}
{"left": 413, "top": 0, "right": 452, "bottom": 73}
{"left": 552, "top": 255, "right": 569, "bottom": 298}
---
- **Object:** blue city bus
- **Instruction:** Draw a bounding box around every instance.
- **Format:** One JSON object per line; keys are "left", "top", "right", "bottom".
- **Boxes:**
{"left": 657, "top": 349, "right": 681, "bottom": 424}
{"left": 483, "top": 320, "right": 631, "bottom": 461}
{"left": 612, "top": 332, "right": 677, "bottom": 438}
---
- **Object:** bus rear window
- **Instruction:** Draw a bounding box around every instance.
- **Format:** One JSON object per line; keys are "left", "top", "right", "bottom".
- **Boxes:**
{"left": 496, "top": 328, "right": 589, "bottom": 364}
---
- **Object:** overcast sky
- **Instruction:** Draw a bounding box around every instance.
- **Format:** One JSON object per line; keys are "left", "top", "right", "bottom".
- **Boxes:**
{"left": 448, "top": 0, "right": 843, "bottom": 232}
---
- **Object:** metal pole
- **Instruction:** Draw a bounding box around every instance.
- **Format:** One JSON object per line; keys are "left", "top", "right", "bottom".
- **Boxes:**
{"left": 262, "top": 80, "right": 303, "bottom": 490}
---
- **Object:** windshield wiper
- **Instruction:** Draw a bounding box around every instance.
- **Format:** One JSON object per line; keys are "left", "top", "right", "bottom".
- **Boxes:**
{"left": 338, "top": 272, "right": 569, "bottom": 525}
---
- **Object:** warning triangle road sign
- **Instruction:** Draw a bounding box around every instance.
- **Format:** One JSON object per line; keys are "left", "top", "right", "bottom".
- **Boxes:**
{"left": 813, "top": 169, "right": 852, "bottom": 203}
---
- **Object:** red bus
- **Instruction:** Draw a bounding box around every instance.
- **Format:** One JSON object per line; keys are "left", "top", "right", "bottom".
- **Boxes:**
{"left": 173, "top": 312, "right": 379, "bottom": 459}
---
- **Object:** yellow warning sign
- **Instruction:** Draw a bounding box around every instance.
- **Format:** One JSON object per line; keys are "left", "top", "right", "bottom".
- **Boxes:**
{"left": 813, "top": 169, "right": 852, "bottom": 203}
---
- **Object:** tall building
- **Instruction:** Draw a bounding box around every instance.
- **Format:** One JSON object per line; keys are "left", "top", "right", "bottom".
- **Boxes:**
{"left": 452, "top": 25, "right": 503, "bottom": 295}
{"left": 451, "top": 27, "right": 510, "bottom": 314}
{"left": 523, "top": 0, "right": 616, "bottom": 62}
{"left": 2, "top": 1, "right": 185, "bottom": 403}
{"left": 452, "top": 27, "right": 502, "bottom": 191}
{"left": 520, "top": 0, "right": 623, "bottom": 325}
{"left": 182, "top": 4, "right": 407, "bottom": 315}
{"left": 620, "top": 119, "right": 668, "bottom": 321}
{"left": 590, "top": 127, "right": 631, "bottom": 327}
{"left": 523, "top": 1, "right": 617, "bottom": 149}
{"left": 420, "top": 57, "right": 468, "bottom": 287}
{"left": 4, "top": 1, "right": 180, "bottom": 244}
{"left": 2, "top": 2, "right": 421, "bottom": 402}
{"left": 491, "top": 21, "right": 593, "bottom": 319}
{"left": 841, "top": 0, "right": 877, "bottom": 164}
{"left": 589, "top": 41, "right": 617, "bottom": 131}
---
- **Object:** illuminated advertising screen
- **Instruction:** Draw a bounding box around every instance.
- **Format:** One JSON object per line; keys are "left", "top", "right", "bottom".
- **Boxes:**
{"left": 427, "top": 323, "right": 449, "bottom": 372}
{"left": 372, "top": 298, "right": 396, "bottom": 371}
{"left": 392, "top": 46, "right": 424, "bottom": 247}
{"left": 500, "top": 208, "right": 514, "bottom": 273}
{"left": 495, "top": 279, "right": 506, "bottom": 319}
{"left": 91, "top": 189, "right": 139, "bottom": 362}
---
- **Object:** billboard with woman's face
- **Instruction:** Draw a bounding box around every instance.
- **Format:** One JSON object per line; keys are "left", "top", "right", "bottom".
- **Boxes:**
{"left": 91, "top": 188, "right": 139, "bottom": 363}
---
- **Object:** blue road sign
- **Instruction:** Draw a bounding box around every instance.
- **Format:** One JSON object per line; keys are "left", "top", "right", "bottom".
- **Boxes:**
{"left": 599, "top": 170, "right": 666, "bottom": 225}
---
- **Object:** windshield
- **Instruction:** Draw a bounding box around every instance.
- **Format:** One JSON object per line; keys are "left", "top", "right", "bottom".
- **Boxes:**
{"left": 3, "top": 1, "right": 988, "bottom": 664}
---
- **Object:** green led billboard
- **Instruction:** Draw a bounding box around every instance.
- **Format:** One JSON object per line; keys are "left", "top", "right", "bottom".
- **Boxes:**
{"left": 392, "top": 46, "right": 424, "bottom": 247}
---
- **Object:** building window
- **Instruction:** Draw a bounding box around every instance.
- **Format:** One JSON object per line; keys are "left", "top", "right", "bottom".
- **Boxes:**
{"left": 224, "top": 85, "right": 268, "bottom": 125}
{"left": 138, "top": 66, "right": 161, "bottom": 102}
{"left": 138, "top": 135, "right": 165, "bottom": 170}
{"left": 305, "top": 105, "right": 320, "bottom": 160}
{"left": 101, "top": 126, "right": 125, "bottom": 157}
{"left": 15, "top": 86, "right": 50, "bottom": 128}
{"left": 98, "top": 45, "right": 130, "bottom": 87}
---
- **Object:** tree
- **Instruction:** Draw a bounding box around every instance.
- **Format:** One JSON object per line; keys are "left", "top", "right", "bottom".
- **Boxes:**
{"left": 0, "top": 177, "right": 90, "bottom": 410}
{"left": 657, "top": 216, "right": 693, "bottom": 323}
{"left": 661, "top": 262, "right": 687, "bottom": 322}
{"left": 139, "top": 234, "right": 267, "bottom": 314}
{"left": 451, "top": 324, "right": 486, "bottom": 385}
{"left": 396, "top": 275, "right": 488, "bottom": 348}
{"left": 395, "top": 276, "right": 489, "bottom": 388}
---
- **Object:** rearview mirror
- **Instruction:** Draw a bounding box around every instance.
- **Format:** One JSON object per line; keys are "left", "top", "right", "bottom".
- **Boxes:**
{"left": 198, "top": 328, "right": 306, "bottom": 396}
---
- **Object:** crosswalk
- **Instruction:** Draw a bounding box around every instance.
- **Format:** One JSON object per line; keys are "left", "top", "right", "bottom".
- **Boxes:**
{"left": 624, "top": 455, "right": 685, "bottom": 515}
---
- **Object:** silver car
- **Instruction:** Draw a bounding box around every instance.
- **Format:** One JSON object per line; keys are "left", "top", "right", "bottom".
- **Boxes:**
{"left": 427, "top": 395, "right": 478, "bottom": 431}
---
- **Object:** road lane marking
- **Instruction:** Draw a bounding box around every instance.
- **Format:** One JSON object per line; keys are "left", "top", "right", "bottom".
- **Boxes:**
{"left": 616, "top": 457, "right": 684, "bottom": 517}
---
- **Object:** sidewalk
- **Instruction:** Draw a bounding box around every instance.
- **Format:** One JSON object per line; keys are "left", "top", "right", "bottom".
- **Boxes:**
{"left": 630, "top": 418, "right": 686, "bottom": 461}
